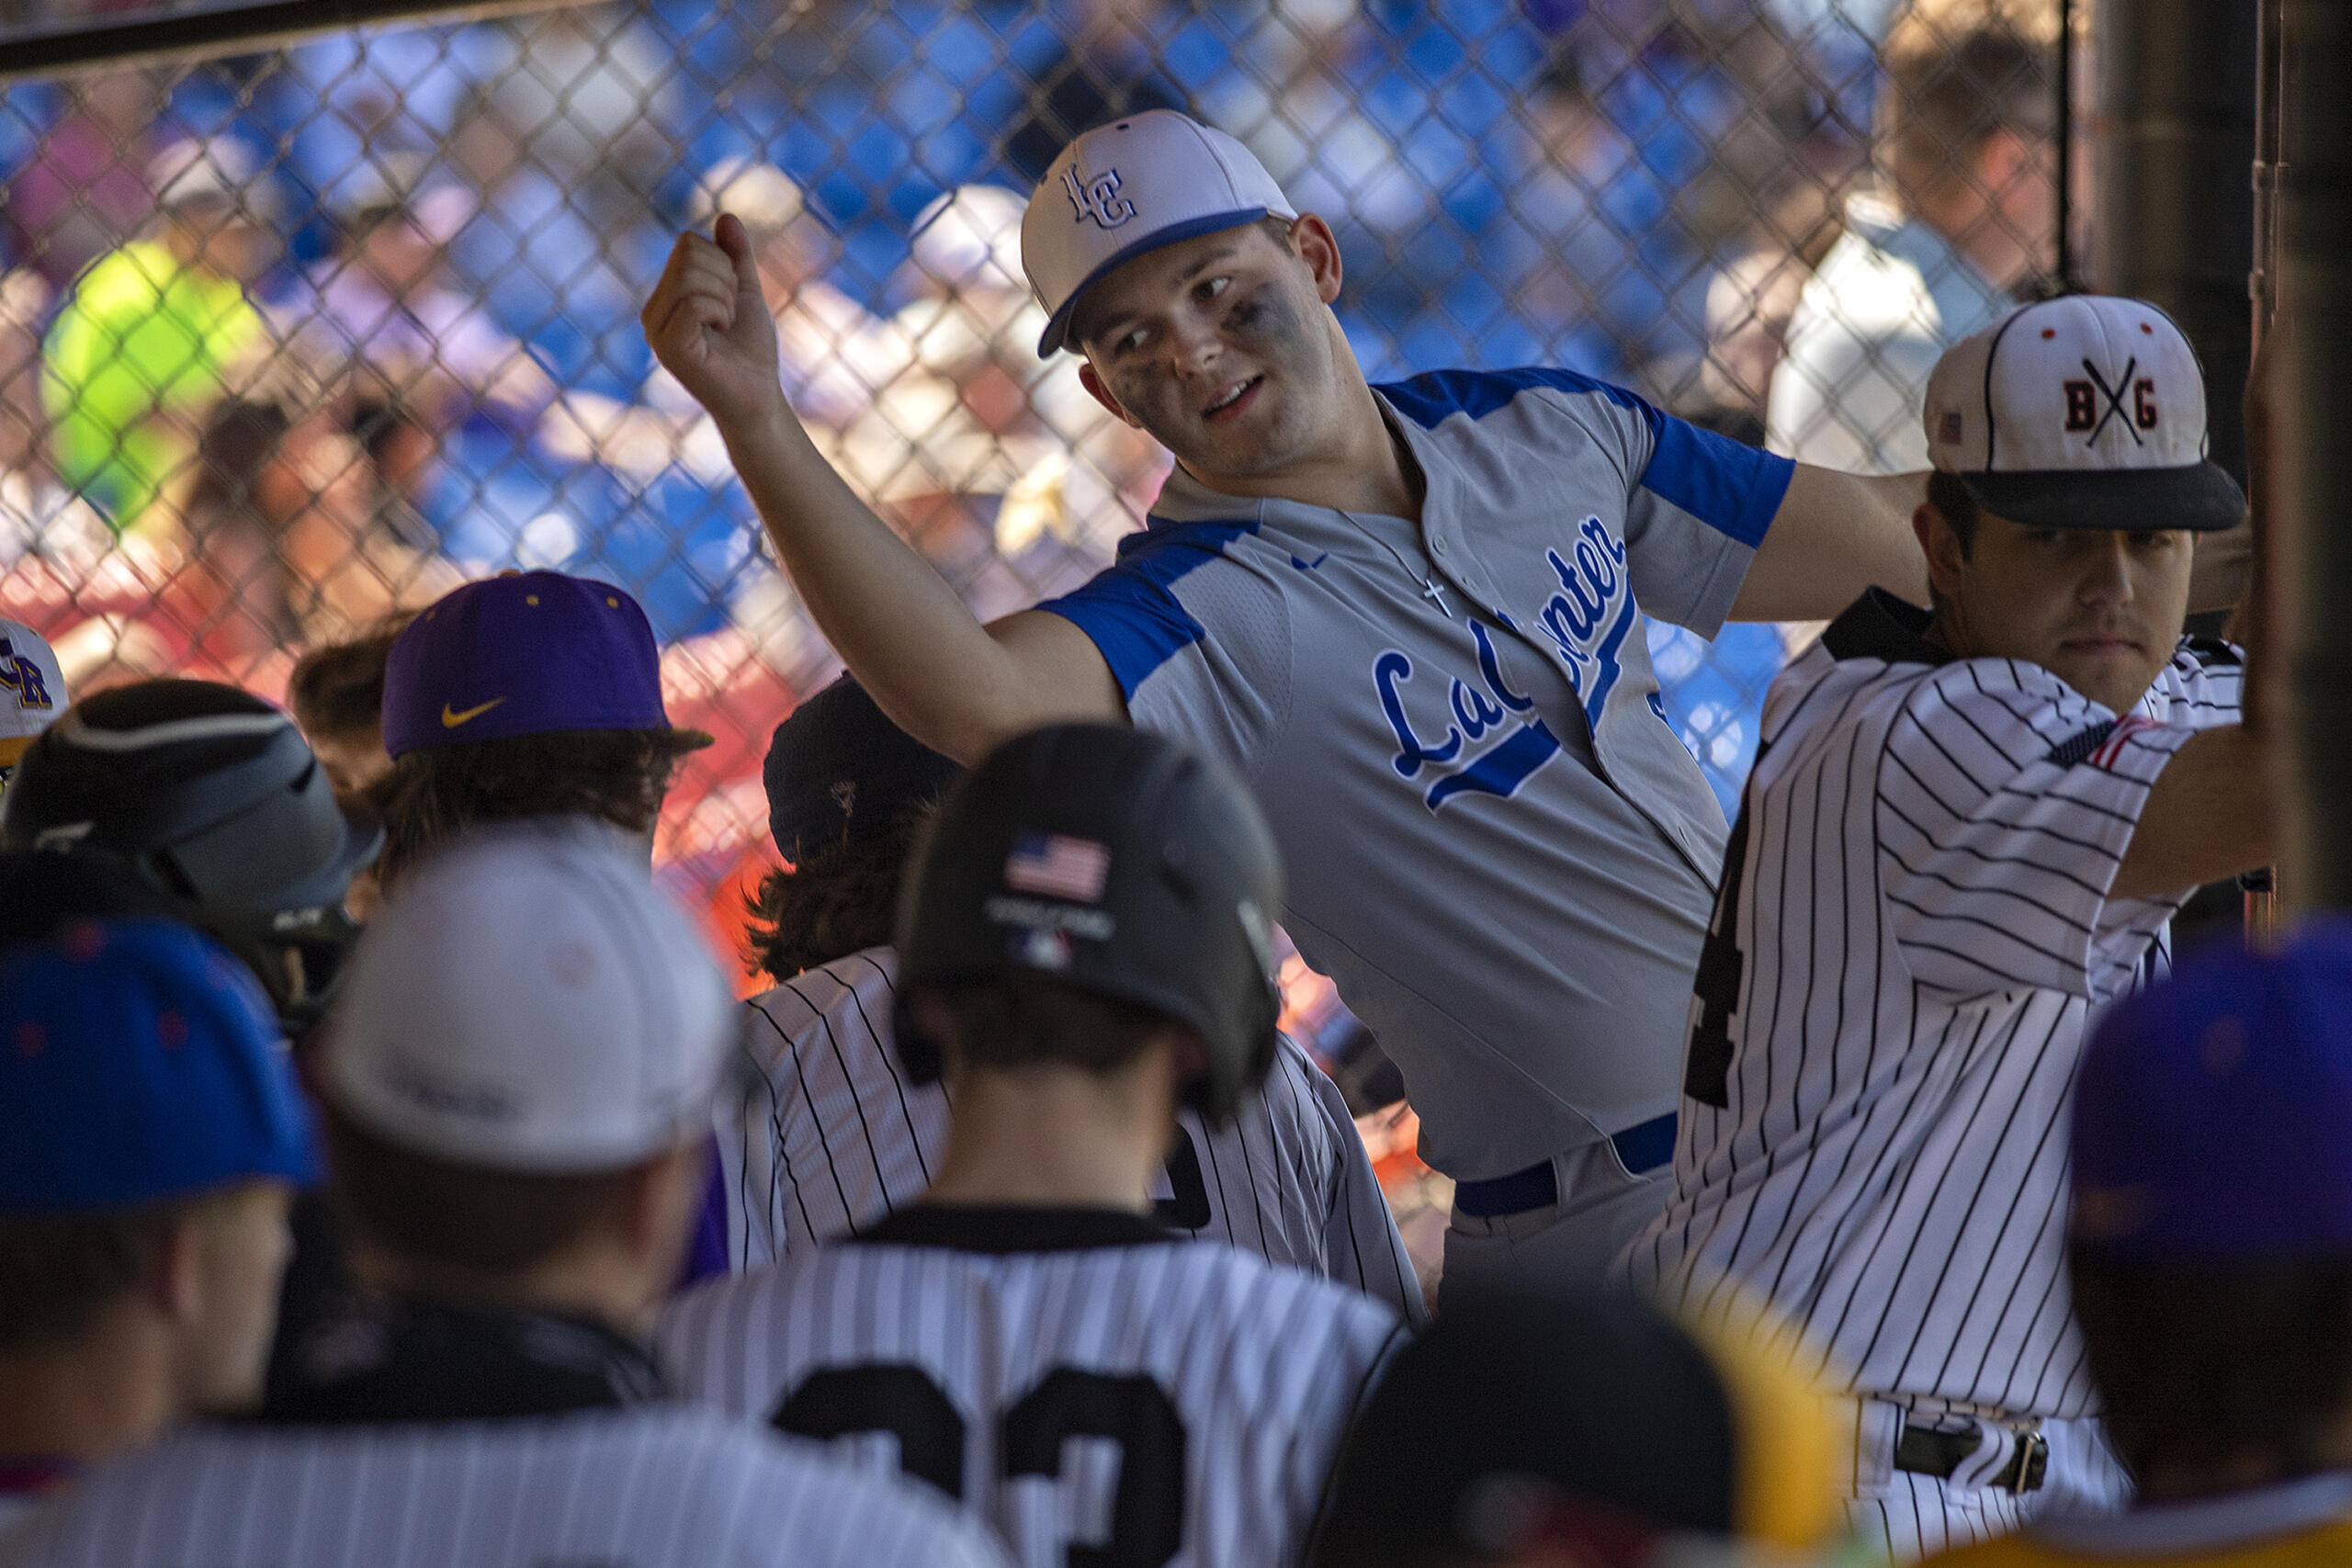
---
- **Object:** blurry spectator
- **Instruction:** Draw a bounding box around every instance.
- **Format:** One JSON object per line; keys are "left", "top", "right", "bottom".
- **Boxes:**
{"left": 41, "top": 139, "right": 278, "bottom": 528}
{"left": 166, "top": 395, "right": 458, "bottom": 660}
{"left": 442, "top": 82, "right": 661, "bottom": 398}
{"left": 2, "top": 69, "right": 158, "bottom": 292}
{"left": 1700, "top": 142, "right": 1866, "bottom": 441}
{"left": 1001, "top": 0, "right": 1185, "bottom": 183}
{"left": 544, "top": 159, "right": 890, "bottom": 479}
{"left": 0, "top": 270, "right": 109, "bottom": 572}
{"left": 286, "top": 614, "right": 412, "bottom": 795}
{"left": 0, "top": 920, "right": 311, "bottom": 1529}
{"left": 1768, "top": 0, "right": 2055, "bottom": 472}
{"left": 277, "top": 155, "right": 551, "bottom": 514}
{"left": 841, "top": 184, "right": 1149, "bottom": 615}
{"left": 1921, "top": 927, "right": 2352, "bottom": 1566}
{"left": 369, "top": 571, "right": 711, "bottom": 892}
{"left": 464, "top": 7, "right": 678, "bottom": 188}
{"left": 3, "top": 827, "right": 1008, "bottom": 1568}
{"left": 1313, "top": 1290, "right": 1842, "bottom": 1567}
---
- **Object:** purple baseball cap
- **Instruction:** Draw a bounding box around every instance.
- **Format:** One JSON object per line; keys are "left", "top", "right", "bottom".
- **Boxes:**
{"left": 0, "top": 919, "right": 318, "bottom": 1213}
{"left": 382, "top": 572, "right": 683, "bottom": 759}
{"left": 2072, "top": 922, "right": 2352, "bottom": 1261}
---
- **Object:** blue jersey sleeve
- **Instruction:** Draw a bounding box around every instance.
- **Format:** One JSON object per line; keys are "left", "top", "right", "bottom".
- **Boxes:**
{"left": 1034, "top": 520, "right": 1292, "bottom": 778}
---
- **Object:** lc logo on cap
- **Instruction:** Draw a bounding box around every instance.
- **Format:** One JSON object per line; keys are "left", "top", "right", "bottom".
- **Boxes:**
{"left": 1022, "top": 109, "right": 1298, "bottom": 358}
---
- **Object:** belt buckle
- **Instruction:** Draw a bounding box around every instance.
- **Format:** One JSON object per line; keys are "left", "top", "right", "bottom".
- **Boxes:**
{"left": 1994, "top": 1430, "right": 2049, "bottom": 1495}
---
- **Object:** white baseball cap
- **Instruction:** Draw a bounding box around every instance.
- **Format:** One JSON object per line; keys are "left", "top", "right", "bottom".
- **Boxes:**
{"left": 322, "top": 819, "right": 732, "bottom": 1174}
{"left": 1022, "top": 109, "right": 1297, "bottom": 358}
{"left": 0, "top": 618, "right": 66, "bottom": 770}
{"left": 1925, "top": 294, "right": 2245, "bottom": 533}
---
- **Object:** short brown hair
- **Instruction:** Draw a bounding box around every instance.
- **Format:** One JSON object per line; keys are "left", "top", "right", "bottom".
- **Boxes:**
{"left": 746, "top": 805, "right": 930, "bottom": 983}
{"left": 1881, "top": 0, "right": 2055, "bottom": 206}
{"left": 929, "top": 971, "right": 1178, "bottom": 1079}
{"left": 322, "top": 1103, "right": 637, "bottom": 1274}
{"left": 287, "top": 615, "right": 414, "bottom": 742}
{"left": 2070, "top": 1248, "right": 2352, "bottom": 1484}
{"left": 368, "top": 727, "right": 709, "bottom": 891}
{"left": 0, "top": 1200, "right": 194, "bottom": 1351}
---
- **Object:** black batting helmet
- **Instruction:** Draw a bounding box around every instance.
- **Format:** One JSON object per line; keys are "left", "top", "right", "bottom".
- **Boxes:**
{"left": 0, "top": 679, "right": 381, "bottom": 1032}
{"left": 894, "top": 723, "right": 1283, "bottom": 1127}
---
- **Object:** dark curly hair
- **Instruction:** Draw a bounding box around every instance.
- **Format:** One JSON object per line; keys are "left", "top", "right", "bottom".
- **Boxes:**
{"left": 370, "top": 726, "right": 709, "bottom": 892}
{"left": 744, "top": 805, "right": 930, "bottom": 982}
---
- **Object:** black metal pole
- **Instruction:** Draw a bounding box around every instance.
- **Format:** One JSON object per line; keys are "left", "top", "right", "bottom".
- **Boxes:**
{"left": 2057, "top": 0, "right": 2074, "bottom": 290}
{"left": 2287, "top": 0, "right": 2352, "bottom": 907}
{"left": 0, "top": 0, "right": 570, "bottom": 82}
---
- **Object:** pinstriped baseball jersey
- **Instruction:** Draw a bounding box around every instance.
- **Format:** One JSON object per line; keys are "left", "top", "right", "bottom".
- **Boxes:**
{"left": 1035, "top": 369, "right": 1792, "bottom": 1179}
{"left": 1626, "top": 591, "right": 2243, "bottom": 1417}
{"left": 0, "top": 1406, "right": 1006, "bottom": 1568}
{"left": 718, "top": 945, "right": 1428, "bottom": 1325}
{"left": 662, "top": 1207, "right": 1407, "bottom": 1568}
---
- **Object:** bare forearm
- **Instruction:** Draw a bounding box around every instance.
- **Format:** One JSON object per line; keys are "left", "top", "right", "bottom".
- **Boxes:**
{"left": 2111, "top": 725, "right": 2273, "bottom": 901}
{"left": 1728, "top": 468, "right": 1929, "bottom": 621}
{"left": 720, "top": 407, "right": 1094, "bottom": 761}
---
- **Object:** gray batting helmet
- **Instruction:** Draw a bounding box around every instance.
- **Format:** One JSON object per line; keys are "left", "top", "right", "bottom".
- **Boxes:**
{"left": 0, "top": 679, "right": 381, "bottom": 1032}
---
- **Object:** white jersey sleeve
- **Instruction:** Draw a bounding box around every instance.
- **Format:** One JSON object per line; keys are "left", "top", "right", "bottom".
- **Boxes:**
{"left": 1877, "top": 658, "right": 2212, "bottom": 1001}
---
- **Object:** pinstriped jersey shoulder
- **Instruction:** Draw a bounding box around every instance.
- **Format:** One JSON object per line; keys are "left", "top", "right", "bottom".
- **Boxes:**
{"left": 0, "top": 1405, "right": 1009, "bottom": 1568}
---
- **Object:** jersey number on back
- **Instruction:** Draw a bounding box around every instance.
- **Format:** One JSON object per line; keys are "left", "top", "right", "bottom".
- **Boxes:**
{"left": 775, "top": 1363, "right": 1187, "bottom": 1568}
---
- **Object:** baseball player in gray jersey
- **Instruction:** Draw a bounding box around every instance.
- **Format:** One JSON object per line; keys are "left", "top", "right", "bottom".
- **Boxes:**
{"left": 664, "top": 724, "right": 1406, "bottom": 1568}
{"left": 725, "top": 673, "right": 1428, "bottom": 1322}
{"left": 644, "top": 107, "right": 1964, "bottom": 1291}
{"left": 1624, "top": 297, "right": 2270, "bottom": 1561}
{"left": 4, "top": 823, "right": 1007, "bottom": 1568}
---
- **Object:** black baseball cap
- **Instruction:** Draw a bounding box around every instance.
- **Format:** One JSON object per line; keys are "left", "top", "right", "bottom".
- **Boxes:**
{"left": 1312, "top": 1291, "right": 1839, "bottom": 1566}
{"left": 762, "top": 675, "right": 960, "bottom": 863}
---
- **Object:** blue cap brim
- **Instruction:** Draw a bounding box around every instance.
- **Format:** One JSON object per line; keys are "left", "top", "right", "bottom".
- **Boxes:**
{"left": 1036, "top": 207, "right": 1272, "bottom": 358}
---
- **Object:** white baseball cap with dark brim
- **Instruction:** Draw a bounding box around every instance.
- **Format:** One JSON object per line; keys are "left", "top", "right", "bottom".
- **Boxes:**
{"left": 322, "top": 818, "right": 732, "bottom": 1174}
{"left": 1924, "top": 293, "right": 2245, "bottom": 534}
{"left": 1023, "top": 109, "right": 1298, "bottom": 358}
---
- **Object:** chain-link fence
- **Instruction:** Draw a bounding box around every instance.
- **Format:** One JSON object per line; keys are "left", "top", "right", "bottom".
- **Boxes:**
{"left": 0, "top": 0, "right": 2063, "bottom": 987}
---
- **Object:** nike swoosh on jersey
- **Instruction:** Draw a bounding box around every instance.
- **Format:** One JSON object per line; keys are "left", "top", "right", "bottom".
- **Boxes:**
{"left": 441, "top": 697, "right": 508, "bottom": 728}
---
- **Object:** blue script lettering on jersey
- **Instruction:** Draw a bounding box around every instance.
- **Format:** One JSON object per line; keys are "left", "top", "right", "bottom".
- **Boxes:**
{"left": 1374, "top": 622, "right": 1561, "bottom": 813}
{"left": 1534, "top": 516, "right": 1636, "bottom": 728}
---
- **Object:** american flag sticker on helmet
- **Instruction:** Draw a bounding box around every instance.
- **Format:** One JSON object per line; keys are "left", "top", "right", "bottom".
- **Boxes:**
{"left": 1004, "top": 833, "right": 1111, "bottom": 902}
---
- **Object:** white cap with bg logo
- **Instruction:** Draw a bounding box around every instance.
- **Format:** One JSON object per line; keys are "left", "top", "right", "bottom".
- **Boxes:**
{"left": 1923, "top": 294, "right": 2245, "bottom": 534}
{"left": 1021, "top": 108, "right": 1297, "bottom": 359}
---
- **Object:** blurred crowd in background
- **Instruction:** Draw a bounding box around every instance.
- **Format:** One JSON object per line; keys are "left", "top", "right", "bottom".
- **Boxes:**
{"left": 0, "top": 0, "right": 2057, "bottom": 1215}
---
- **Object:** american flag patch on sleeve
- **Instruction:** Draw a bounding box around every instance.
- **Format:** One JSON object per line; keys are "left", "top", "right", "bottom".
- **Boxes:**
{"left": 1004, "top": 833, "right": 1111, "bottom": 902}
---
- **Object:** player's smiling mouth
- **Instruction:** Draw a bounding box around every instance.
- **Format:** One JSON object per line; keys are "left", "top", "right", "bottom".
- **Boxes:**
{"left": 1201, "top": 376, "right": 1262, "bottom": 422}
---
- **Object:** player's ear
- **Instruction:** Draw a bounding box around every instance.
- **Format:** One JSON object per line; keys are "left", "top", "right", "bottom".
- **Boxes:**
{"left": 1287, "top": 214, "right": 1344, "bottom": 306}
{"left": 1916, "top": 503, "right": 1968, "bottom": 603}
{"left": 1077, "top": 362, "right": 1144, "bottom": 430}
{"left": 146, "top": 1210, "right": 205, "bottom": 1325}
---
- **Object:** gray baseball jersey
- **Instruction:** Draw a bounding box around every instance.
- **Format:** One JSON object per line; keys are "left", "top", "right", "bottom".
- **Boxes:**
{"left": 1036, "top": 369, "right": 1791, "bottom": 1179}
{"left": 662, "top": 1207, "right": 1406, "bottom": 1568}
{"left": 1627, "top": 592, "right": 2243, "bottom": 1420}
{"left": 718, "top": 944, "right": 1428, "bottom": 1324}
